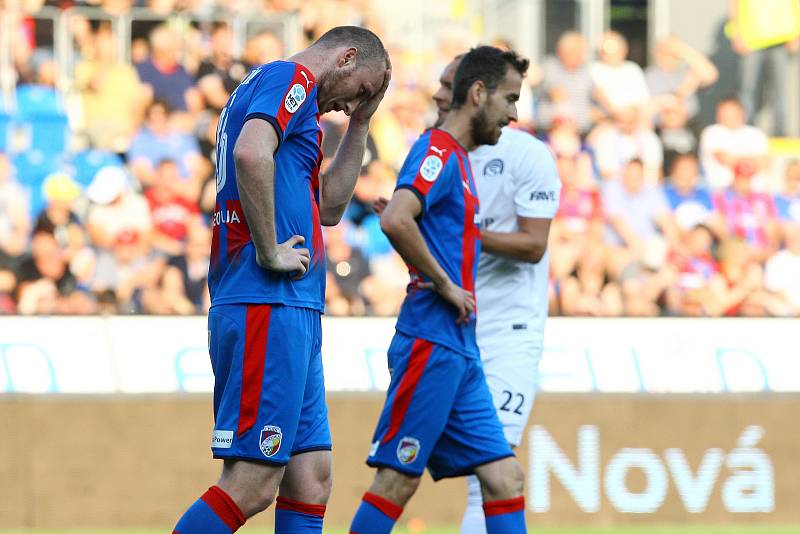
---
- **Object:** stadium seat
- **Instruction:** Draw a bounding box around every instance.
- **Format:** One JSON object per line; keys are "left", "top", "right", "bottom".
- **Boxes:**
{"left": 13, "top": 149, "right": 64, "bottom": 216}
{"left": 14, "top": 85, "right": 70, "bottom": 155}
{"left": 69, "top": 149, "right": 125, "bottom": 188}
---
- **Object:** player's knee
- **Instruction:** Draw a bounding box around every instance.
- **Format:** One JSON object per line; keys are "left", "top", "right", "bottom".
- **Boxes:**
{"left": 371, "top": 468, "right": 421, "bottom": 507}
{"left": 477, "top": 458, "right": 524, "bottom": 501}
{"left": 309, "top": 463, "right": 333, "bottom": 503}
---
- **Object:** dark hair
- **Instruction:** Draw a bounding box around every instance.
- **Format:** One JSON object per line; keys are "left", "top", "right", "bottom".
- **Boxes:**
{"left": 313, "top": 26, "right": 388, "bottom": 67}
{"left": 626, "top": 158, "right": 644, "bottom": 168}
{"left": 717, "top": 96, "right": 742, "bottom": 109}
{"left": 147, "top": 99, "right": 171, "bottom": 115}
{"left": 451, "top": 46, "right": 529, "bottom": 107}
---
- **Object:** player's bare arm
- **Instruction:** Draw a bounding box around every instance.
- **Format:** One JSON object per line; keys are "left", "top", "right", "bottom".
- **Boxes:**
{"left": 481, "top": 216, "right": 553, "bottom": 263}
{"left": 233, "top": 118, "right": 310, "bottom": 276}
{"left": 319, "top": 63, "right": 392, "bottom": 226}
{"left": 380, "top": 188, "right": 475, "bottom": 324}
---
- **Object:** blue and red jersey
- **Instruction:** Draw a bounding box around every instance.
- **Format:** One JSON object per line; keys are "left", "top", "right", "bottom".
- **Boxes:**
{"left": 393, "top": 129, "right": 481, "bottom": 358}
{"left": 209, "top": 61, "right": 326, "bottom": 311}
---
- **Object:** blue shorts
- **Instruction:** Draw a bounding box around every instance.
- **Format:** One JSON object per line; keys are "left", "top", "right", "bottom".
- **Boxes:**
{"left": 208, "top": 303, "right": 331, "bottom": 465}
{"left": 366, "top": 332, "right": 514, "bottom": 480}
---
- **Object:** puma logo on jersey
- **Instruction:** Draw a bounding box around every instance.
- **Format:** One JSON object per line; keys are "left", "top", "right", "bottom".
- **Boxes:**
{"left": 300, "top": 70, "right": 312, "bottom": 88}
{"left": 429, "top": 146, "right": 447, "bottom": 157}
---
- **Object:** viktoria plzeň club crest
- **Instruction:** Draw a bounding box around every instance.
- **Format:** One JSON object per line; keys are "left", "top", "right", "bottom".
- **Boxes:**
{"left": 397, "top": 436, "right": 420, "bottom": 465}
{"left": 259, "top": 425, "right": 282, "bottom": 458}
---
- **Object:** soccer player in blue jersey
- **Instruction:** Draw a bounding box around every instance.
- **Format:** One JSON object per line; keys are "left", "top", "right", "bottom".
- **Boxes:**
{"left": 173, "top": 26, "right": 390, "bottom": 534}
{"left": 349, "top": 46, "right": 530, "bottom": 534}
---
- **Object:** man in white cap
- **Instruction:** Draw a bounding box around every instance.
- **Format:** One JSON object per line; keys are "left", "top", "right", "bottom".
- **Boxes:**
{"left": 86, "top": 165, "right": 152, "bottom": 250}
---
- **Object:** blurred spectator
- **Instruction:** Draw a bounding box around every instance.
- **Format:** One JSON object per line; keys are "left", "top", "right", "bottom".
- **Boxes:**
{"left": 196, "top": 23, "right": 248, "bottom": 111}
{"left": 550, "top": 154, "right": 603, "bottom": 281}
{"left": 160, "top": 222, "right": 211, "bottom": 314}
{"left": 537, "top": 31, "right": 596, "bottom": 133}
{"left": 665, "top": 224, "right": 719, "bottom": 315}
{"left": 242, "top": 31, "right": 285, "bottom": 70}
{"left": 91, "top": 230, "right": 165, "bottom": 314}
{"left": 765, "top": 223, "right": 800, "bottom": 314}
{"left": 75, "top": 23, "right": 148, "bottom": 153}
{"left": 547, "top": 119, "right": 594, "bottom": 181}
{"left": 590, "top": 31, "right": 650, "bottom": 117}
{"left": 128, "top": 100, "right": 205, "bottom": 200}
{"left": 135, "top": 24, "right": 201, "bottom": 113}
{"left": 557, "top": 244, "right": 623, "bottom": 316}
{"left": 699, "top": 97, "right": 769, "bottom": 190}
{"left": 589, "top": 106, "right": 663, "bottom": 183}
{"left": 646, "top": 35, "right": 718, "bottom": 122}
{"left": 706, "top": 237, "right": 768, "bottom": 316}
{"left": 325, "top": 223, "right": 370, "bottom": 315}
{"left": 663, "top": 154, "right": 720, "bottom": 231}
{"left": 144, "top": 159, "right": 202, "bottom": 255}
{"left": 86, "top": 166, "right": 152, "bottom": 250}
{"left": 15, "top": 232, "right": 78, "bottom": 312}
{"left": 775, "top": 160, "right": 800, "bottom": 225}
{"left": 728, "top": 0, "right": 800, "bottom": 136}
{"left": 371, "top": 88, "right": 428, "bottom": 171}
{"left": 603, "top": 159, "right": 681, "bottom": 277}
{"left": 34, "top": 173, "right": 87, "bottom": 262}
{"left": 0, "top": 154, "right": 30, "bottom": 267}
{"left": 713, "top": 160, "right": 779, "bottom": 262}
{"left": 654, "top": 97, "right": 697, "bottom": 176}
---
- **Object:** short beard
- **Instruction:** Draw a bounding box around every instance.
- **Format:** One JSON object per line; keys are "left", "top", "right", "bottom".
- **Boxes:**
{"left": 470, "top": 108, "right": 497, "bottom": 146}
{"left": 319, "top": 67, "right": 348, "bottom": 111}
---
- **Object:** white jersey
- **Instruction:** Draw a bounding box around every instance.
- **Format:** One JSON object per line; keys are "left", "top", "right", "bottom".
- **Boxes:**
{"left": 470, "top": 127, "right": 561, "bottom": 345}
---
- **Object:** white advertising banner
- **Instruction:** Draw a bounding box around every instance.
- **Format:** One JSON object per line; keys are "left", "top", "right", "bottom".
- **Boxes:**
{"left": 0, "top": 316, "right": 797, "bottom": 394}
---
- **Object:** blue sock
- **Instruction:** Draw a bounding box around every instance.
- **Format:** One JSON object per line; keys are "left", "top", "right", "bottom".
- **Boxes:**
{"left": 349, "top": 492, "right": 402, "bottom": 534}
{"left": 174, "top": 486, "right": 245, "bottom": 534}
{"left": 275, "top": 496, "right": 325, "bottom": 532}
{"left": 483, "top": 496, "right": 526, "bottom": 533}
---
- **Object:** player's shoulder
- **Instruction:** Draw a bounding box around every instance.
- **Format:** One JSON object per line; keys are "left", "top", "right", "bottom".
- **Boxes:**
{"left": 498, "top": 127, "right": 551, "bottom": 156}
{"left": 408, "top": 129, "right": 462, "bottom": 166}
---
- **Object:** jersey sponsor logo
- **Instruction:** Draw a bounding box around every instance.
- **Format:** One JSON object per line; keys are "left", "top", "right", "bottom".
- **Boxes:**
{"left": 482, "top": 216, "right": 495, "bottom": 228}
{"left": 420, "top": 154, "right": 443, "bottom": 182}
{"left": 211, "top": 429, "right": 234, "bottom": 449}
{"left": 259, "top": 425, "right": 282, "bottom": 458}
{"left": 484, "top": 158, "right": 504, "bottom": 176}
{"left": 284, "top": 83, "right": 306, "bottom": 114}
{"left": 397, "top": 436, "right": 421, "bottom": 464}
{"left": 530, "top": 190, "right": 558, "bottom": 202}
{"left": 212, "top": 208, "right": 241, "bottom": 227}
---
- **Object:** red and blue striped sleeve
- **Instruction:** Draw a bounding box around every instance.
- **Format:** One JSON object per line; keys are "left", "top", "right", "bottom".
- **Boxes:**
{"left": 395, "top": 132, "right": 454, "bottom": 213}
{"left": 244, "top": 61, "right": 316, "bottom": 146}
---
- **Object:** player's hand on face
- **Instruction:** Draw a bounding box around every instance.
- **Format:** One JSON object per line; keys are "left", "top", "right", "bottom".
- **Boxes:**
{"left": 256, "top": 234, "right": 311, "bottom": 279}
{"left": 435, "top": 279, "right": 476, "bottom": 324}
{"left": 373, "top": 196, "right": 389, "bottom": 215}
{"left": 350, "top": 61, "right": 392, "bottom": 124}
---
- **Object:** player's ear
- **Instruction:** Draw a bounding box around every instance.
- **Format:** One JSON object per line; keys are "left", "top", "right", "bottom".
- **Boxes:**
{"left": 339, "top": 47, "right": 358, "bottom": 68}
{"left": 469, "top": 80, "right": 486, "bottom": 106}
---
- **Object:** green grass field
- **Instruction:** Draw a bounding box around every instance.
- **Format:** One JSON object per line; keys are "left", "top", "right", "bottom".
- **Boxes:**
{"left": 2, "top": 527, "right": 799, "bottom": 534}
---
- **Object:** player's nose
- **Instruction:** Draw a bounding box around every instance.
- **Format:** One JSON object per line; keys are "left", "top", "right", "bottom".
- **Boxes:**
{"left": 344, "top": 101, "right": 357, "bottom": 116}
{"left": 508, "top": 105, "right": 518, "bottom": 122}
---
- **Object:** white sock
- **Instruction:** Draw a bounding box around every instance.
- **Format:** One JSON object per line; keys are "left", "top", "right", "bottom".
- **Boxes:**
{"left": 460, "top": 474, "right": 487, "bottom": 534}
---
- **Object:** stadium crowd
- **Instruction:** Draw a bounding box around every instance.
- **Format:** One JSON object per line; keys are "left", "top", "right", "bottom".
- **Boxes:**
{"left": 1, "top": 0, "right": 799, "bottom": 317}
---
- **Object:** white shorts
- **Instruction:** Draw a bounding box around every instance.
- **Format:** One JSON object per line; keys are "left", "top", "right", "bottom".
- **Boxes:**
{"left": 478, "top": 330, "right": 542, "bottom": 447}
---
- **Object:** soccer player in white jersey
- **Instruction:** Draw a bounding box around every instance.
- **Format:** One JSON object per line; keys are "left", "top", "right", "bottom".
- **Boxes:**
{"left": 435, "top": 55, "right": 561, "bottom": 533}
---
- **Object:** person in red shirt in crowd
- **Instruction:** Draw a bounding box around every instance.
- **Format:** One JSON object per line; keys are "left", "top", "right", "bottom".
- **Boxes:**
{"left": 144, "top": 158, "right": 202, "bottom": 256}
{"left": 549, "top": 154, "right": 603, "bottom": 280}
{"left": 665, "top": 224, "right": 719, "bottom": 315}
{"left": 713, "top": 160, "right": 779, "bottom": 262}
